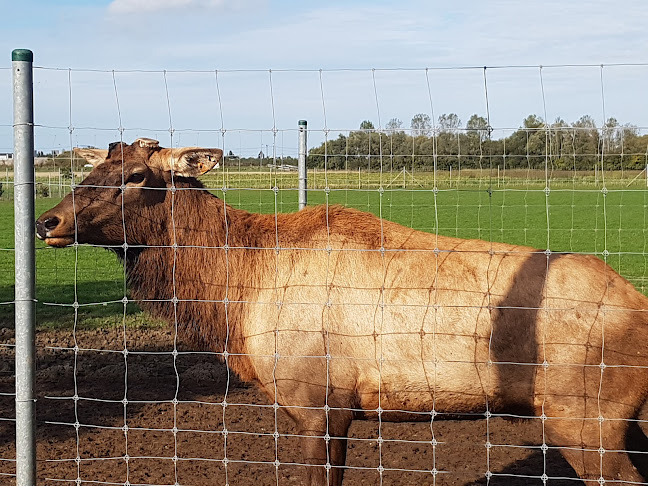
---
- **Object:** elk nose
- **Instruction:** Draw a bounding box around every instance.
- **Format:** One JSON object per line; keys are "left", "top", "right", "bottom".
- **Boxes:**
{"left": 44, "top": 216, "right": 60, "bottom": 230}
{"left": 36, "top": 216, "right": 60, "bottom": 239}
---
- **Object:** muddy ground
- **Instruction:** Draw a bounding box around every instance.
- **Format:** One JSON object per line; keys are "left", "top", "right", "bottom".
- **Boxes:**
{"left": 0, "top": 327, "right": 646, "bottom": 485}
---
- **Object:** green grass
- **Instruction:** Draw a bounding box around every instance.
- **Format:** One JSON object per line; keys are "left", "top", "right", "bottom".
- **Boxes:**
{"left": 0, "top": 198, "right": 151, "bottom": 329}
{"left": 1, "top": 179, "right": 647, "bottom": 329}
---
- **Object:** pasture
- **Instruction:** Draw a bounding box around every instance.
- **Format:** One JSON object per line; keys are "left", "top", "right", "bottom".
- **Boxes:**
{"left": 1, "top": 170, "right": 647, "bottom": 329}
{"left": 1, "top": 170, "right": 648, "bottom": 485}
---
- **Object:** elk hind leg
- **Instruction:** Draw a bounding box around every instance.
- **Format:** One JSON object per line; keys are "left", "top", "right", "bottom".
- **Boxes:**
{"left": 542, "top": 366, "right": 645, "bottom": 482}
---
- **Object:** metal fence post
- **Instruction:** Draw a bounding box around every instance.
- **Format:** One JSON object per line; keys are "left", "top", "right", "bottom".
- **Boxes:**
{"left": 13, "top": 48, "right": 36, "bottom": 486}
{"left": 298, "top": 120, "right": 307, "bottom": 210}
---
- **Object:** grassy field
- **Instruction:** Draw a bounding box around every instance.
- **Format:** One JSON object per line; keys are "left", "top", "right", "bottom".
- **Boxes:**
{"left": 0, "top": 173, "right": 647, "bottom": 329}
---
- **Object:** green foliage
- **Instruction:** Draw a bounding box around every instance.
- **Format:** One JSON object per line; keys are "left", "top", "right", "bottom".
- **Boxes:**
{"left": 386, "top": 118, "right": 403, "bottom": 133}
{"left": 35, "top": 183, "right": 49, "bottom": 198}
{"left": 60, "top": 166, "right": 72, "bottom": 180}
{"left": 438, "top": 113, "right": 462, "bottom": 132}
{"left": 410, "top": 113, "right": 432, "bottom": 136}
{"left": 307, "top": 113, "right": 648, "bottom": 171}
{"left": 467, "top": 114, "right": 488, "bottom": 132}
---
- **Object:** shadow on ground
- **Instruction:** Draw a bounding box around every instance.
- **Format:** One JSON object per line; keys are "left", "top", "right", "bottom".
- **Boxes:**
{"left": 0, "top": 327, "right": 645, "bottom": 485}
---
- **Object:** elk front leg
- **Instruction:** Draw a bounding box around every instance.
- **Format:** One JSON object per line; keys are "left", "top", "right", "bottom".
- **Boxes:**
{"left": 291, "top": 407, "right": 353, "bottom": 486}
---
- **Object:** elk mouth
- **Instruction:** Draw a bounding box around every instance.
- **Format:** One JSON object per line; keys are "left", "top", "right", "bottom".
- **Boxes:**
{"left": 36, "top": 216, "right": 75, "bottom": 247}
{"left": 35, "top": 230, "right": 75, "bottom": 247}
{"left": 43, "top": 235, "right": 75, "bottom": 247}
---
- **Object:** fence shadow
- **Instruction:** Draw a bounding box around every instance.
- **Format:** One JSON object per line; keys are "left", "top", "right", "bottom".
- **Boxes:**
{"left": 465, "top": 449, "right": 581, "bottom": 485}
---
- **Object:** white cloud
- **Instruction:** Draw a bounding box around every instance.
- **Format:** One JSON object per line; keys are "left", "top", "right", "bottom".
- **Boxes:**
{"left": 108, "top": 0, "right": 226, "bottom": 14}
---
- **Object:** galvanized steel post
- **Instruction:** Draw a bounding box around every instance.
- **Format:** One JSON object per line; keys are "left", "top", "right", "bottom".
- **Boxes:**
{"left": 12, "top": 48, "right": 36, "bottom": 486}
{"left": 298, "top": 120, "right": 307, "bottom": 210}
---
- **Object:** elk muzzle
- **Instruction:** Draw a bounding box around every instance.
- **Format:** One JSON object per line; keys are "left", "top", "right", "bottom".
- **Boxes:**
{"left": 35, "top": 211, "right": 75, "bottom": 247}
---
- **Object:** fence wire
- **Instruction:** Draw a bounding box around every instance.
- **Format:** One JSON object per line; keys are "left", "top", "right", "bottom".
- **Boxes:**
{"left": 3, "top": 64, "right": 648, "bottom": 485}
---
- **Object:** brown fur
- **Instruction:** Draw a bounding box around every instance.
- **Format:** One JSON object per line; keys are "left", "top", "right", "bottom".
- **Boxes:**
{"left": 36, "top": 141, "right": 648, "bottom": 485}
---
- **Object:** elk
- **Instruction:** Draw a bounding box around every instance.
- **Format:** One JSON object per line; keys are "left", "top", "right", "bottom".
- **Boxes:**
{"left": 36, "top": 139, "right": 648, "bottom": 485}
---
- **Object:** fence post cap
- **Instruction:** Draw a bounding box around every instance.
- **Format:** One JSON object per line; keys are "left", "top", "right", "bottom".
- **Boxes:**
{"left": 298, "top": 120, "right": 307, "bottom": 126}
{"left": 12, "top": 49, "right": 33, "bottom": 62}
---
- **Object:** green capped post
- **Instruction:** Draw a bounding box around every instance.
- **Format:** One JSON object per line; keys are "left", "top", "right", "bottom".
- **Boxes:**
{"left": 13, "top": 46, "right": 36, "bottom": 486}
{"left": 12, "top": 49, "right": 33, "bottom": 62}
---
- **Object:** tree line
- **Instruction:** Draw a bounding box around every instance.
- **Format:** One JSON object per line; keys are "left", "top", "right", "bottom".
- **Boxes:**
{"left": 307, "top": 113, "right": 648, "bottom": 171}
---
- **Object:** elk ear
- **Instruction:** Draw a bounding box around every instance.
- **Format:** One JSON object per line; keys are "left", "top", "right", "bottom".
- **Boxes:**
{"left": 150, "top": 147, "right": 223, "bottom": 177}
{"left": 134, "top": 137, "right": 160, "bottom": 149}
{"left": 74, "top": 148, "right": 109, "bottom": 167}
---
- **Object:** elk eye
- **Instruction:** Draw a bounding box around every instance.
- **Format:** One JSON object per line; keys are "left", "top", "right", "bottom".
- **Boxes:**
{"left": 127, "top": 172, "right": 145, "bottom": 184}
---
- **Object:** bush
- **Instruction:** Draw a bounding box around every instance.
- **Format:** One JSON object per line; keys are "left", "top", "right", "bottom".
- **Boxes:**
{"left": 36, "top": 183, "right": 49, "bottom": 198}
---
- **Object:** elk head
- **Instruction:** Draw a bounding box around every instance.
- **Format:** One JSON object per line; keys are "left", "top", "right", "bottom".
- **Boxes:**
{"left": 36, "top": 138, "right": 223, "bottom": 247}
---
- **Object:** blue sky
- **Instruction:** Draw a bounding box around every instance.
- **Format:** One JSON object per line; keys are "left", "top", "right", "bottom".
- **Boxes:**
{"left": 2, "top": 0, "right": 648, "bottom": 155}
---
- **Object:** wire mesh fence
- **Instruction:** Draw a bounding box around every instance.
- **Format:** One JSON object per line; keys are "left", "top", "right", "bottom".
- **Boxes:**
{"left": 3, "top": 62, "right": 648, "bottom": 484}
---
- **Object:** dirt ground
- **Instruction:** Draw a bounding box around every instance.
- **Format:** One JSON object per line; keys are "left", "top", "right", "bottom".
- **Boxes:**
{"left": 0, "top": 327, "right": 646, "bottom": 485}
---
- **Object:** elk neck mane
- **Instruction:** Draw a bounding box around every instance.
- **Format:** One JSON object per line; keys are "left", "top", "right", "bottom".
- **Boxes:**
{"left": 117, "top": 177, "right": 377, "bottom": 381}
{"left": 118, "top": 178, "right": 276, "bottom": 379}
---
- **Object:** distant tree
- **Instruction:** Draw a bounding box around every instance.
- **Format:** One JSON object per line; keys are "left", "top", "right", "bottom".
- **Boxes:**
{"left": 618, "top": 123, "right": 643, "bottom": 169}
{"left": 502, "top": 114, "right": 545, "bottom": 168}
{"left": 572, "top": 115, "right": 599, "bottom": 169}
{"left": 523, "top": 114, "right": 544, "bottom": 129}
{"left": 522, "top": 115, "right": 546, "bottom": 162}
{"left": 549, "top": 117, "right": 571, "bottom": 168}
{"left": 603, "top": 117, "right": 619, "bottom": 150}
{"left": 437, "top": 113, "right": 462, "bottom": 133}
{"left": 621, "top": 122, "right": 639, "bottom": 138}
{"left": 461, "top": 114, "right": 489, "bottom": 166}
{"left": 359, "top": 120, "right": 375, "bottom": 130}
{"left": 574, "top": 114, "right": 597, "bottom": 128}
{"left": 466, "top": 114, "right": 488, "bottom": 131}
{"left": 602, "top": 117, "right": 625, "bottom": 169}
{"left": 304, "top": 111, "right": 642, "bottom": 172}
{"left": 385, "top": 118, "right": 403, "bottom": 134}
{"left": 410, "top": 113, "right": 432, "bottom": 136}
{"left": 433, "top": 113, "right": 460, "bottom": 168}
{"left": 466, "top": 114, "right": 488, "bottom": 141}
